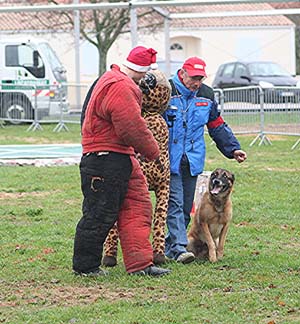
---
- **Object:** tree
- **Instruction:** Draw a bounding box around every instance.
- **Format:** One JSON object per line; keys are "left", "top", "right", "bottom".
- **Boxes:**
{"left": 270, "top": 2, "right": 300, "bottom": 74}
{"left": 29, "top": 0, "right": 164, "bottom": 76}
{"left": 287, "top": 19, "right": 300, "bottom": 75}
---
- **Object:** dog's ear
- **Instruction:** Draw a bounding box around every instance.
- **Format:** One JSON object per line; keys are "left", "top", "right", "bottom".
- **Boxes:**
{"left": 231, "top": 173, "right": 235, "bottom": 183}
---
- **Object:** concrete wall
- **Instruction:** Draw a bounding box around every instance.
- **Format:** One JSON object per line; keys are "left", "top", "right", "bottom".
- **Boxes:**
{"left": 109, "top": 25, "right": 296, "bottom": 86}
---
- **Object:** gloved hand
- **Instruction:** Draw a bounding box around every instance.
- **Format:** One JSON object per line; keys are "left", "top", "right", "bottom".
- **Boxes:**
{"left": 135, "top": 152, "right": 146, "bottom": 162}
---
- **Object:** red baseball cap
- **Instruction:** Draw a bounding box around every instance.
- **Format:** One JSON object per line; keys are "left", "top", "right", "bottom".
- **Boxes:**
{"left": 182, "top": 57, "right": 207, "bottom": 77}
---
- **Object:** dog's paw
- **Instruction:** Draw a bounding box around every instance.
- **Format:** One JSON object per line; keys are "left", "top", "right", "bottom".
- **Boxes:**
{"left": 209, "top": 253, "right": 218, "bottom": 263}
{"left": 216, "top": 250, "right": 224, "bottom": 260}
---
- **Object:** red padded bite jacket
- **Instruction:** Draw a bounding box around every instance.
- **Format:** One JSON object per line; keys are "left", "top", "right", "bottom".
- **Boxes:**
{"left": 82, "top": 64, "right": 159, "bottom": 161}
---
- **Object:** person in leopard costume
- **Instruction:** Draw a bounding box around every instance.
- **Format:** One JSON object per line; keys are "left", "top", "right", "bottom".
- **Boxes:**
{"left": 102, "top": 69, "right": 171, "bottom": 266}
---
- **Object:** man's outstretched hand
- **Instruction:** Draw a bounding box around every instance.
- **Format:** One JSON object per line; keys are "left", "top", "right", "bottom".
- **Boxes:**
{"left": 233, "top": 150, "right": 247, "bottom": 163}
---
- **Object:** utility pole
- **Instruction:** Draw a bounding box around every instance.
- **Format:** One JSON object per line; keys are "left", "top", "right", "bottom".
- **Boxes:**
{"left": 74, "top": 0, "right": 81, "bottom": 109}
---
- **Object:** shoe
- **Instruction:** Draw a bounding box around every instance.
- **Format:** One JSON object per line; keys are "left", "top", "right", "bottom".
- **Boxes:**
{"left": 73, "top": 268, "right": 109, "bottom": 277}
{"left": 176, "top": 252, "right": 195, "bottom": 264}
{"left": 129, "top": 265, "right": 171, "bottom": 277}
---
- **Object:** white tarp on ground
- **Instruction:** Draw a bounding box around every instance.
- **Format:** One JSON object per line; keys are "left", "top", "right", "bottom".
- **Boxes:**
{"left": 0, "top": 144, "right": 81, "bottom": 165}
{"left": 0, "top": 144, "right": 81, "bottom": 159}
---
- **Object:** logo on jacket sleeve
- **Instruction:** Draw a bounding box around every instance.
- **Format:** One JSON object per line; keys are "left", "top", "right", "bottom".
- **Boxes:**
{"left": 196, "top": 102, "right": 208, "bottom": 106}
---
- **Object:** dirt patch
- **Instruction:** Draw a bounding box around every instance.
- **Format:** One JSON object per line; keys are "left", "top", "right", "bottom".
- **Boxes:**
{"left": 19, "top": 137, "right": 55, "bottom": 144}
{"left": 0, "top": 280, "right": 137, "bottom": 308}
{"left": 265, "top": 167, "right": 300, "bottom": 172}
{"left": 0, "top": 191, "right": 58, "bottom": 199}
{"left": 232, "top": 124, "right": 300, "bottom": 135}
{"left": 0, "top": 280, "right": 172, "bottom": 310}
{"left": 1, "top": 137, "right": 74, "bottom": 145}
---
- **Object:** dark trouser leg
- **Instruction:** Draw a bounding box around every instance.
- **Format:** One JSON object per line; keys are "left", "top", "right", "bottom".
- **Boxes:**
{"left": 165, "top": 155, "right": 197, "bottom": 259}
{"left": 72, "top": 152, "right": 132, "bottom": 273}
{"left": 182, "top": 160, "right": 198, "bottom": 229}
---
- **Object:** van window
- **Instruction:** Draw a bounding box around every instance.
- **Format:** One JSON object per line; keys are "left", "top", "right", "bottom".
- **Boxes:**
{"left": 216, "top": 64, "right": 225, "bottom": 76}
{"left": 222, "top": 63, "right": 235, "bottom": 77}
{"left": 234, "top": 63, "right": 247, "bottom": 78}
{"left": 5, "top": 44, "right": 45, "bottom": 78}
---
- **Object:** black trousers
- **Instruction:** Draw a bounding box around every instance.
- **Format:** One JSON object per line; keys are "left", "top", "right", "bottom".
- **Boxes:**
{"left": 72, "top": 152, "right": 132, "bottom": 273}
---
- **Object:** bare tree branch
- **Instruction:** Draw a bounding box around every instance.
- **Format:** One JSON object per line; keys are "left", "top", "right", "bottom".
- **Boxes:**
{"left": 26, "top": 0, "right": 162, "bottom": 75}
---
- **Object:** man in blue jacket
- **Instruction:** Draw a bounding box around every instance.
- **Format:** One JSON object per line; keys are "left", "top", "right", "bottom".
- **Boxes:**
{"left": 164, "top": 57, "right": 247, "bottom": 264}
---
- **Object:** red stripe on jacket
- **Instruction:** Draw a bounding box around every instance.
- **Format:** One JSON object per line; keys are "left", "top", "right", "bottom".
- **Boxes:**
{"left": 207, "top": 116, "right": 224, "bottom": 129}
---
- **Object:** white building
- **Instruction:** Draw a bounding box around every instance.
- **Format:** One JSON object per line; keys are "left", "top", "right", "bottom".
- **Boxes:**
{"left": 0, "top": 2, "right": 296, "bottom": 88}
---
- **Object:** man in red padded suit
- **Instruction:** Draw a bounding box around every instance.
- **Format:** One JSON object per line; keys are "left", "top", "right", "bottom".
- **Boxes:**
{"left": 73, "top": 46, "right": 171, "bottom": 277}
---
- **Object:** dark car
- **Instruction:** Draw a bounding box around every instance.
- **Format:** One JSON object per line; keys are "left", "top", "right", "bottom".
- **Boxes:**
{"left": 212, "top": 61, "right": 300, "bottom": 103}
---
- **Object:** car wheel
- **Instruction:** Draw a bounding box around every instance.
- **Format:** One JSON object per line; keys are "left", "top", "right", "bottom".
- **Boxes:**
{"left": 2, "top": 94, "right": 33, "bottom": 125}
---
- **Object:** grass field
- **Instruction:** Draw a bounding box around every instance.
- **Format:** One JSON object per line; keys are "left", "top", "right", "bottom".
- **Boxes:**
{"left": 0, "top": 125, "right": 300, "bottom": 324}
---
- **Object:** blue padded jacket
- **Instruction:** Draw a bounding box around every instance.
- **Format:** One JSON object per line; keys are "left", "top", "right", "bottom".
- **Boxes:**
{"left": 163, "top": 73, "right": 241, "bottom": 176}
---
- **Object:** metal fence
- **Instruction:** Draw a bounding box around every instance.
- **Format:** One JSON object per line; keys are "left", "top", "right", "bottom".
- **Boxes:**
{"left": 214, "top": 85, "right": 300, "bottom": 149}
{"left": 0, "top": 82, "right": 88, "bottom": 131}
{"left": 1, "top": 83, "right": 300, "bottom": 149}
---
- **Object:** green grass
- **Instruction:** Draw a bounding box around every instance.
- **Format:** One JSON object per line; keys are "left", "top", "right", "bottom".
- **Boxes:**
{"left": 0, "top": 124, "right": 81, "bottom": 145}
{"left": 1, "top": 125, "right": 300, "bottom": 323}
{"left": 222, "top": 110, "right": 300, "bottom": 128}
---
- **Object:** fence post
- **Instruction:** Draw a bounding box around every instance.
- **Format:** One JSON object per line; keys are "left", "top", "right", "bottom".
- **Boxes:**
{"left": 53, "top": 83, "right": 69, "bottom": 132}
{"left": 27, "top": 85, "right": 43, "bottom": 132}
{"left": 219, "top": 89, "right": 224, "bottom": 115}
{"left": 250, "top": 86, "right": 271, "bottom": 146}
{"left": 291, "top": 138, "right": 300, "bottom": 150}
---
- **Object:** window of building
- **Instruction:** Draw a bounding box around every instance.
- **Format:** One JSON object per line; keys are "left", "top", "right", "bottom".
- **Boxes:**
{"left": 170, "top": 43, "right": 183, "bottom": 50}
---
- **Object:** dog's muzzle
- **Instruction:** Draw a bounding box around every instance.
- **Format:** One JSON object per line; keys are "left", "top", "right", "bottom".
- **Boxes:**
{"left": 210, "top": 178, "right": 223, "bottom": 195}
{"left": 210, "top": 178, "right": 230, "bottom": 196}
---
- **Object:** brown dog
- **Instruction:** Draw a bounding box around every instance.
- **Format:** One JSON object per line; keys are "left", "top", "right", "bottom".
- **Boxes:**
{"left": 187, "top": 168, "right": 235, "bottom": 263}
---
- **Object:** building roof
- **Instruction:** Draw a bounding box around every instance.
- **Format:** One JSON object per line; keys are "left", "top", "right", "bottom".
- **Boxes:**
{"left": 166, "top": 3, "right": 294, "bottom": 29}
{"left": 270, "top": 1, "right": 300, "bottom": 9}
{"left": 0, "top": 1, "right": 295, "bottom": 32}
{"left": 270, "top": 1, "right": 300, "bottom": 25}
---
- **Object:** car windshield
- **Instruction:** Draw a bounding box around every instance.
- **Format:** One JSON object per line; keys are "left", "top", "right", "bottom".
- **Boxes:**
{"left": 248, "top": 62, "right": 289, "bottom": 77}
{"left": 39, "top": 42, "right": 63, "bottom": 71}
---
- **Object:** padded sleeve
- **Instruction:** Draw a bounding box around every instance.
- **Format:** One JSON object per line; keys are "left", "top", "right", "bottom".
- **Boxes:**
{"left": 103, "top": 82, "right": 160, "bottom": 161}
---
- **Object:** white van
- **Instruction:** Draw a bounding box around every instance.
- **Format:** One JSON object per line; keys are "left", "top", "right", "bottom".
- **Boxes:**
{"left": 0, "top": 38, "right": 69, "bottom": 123}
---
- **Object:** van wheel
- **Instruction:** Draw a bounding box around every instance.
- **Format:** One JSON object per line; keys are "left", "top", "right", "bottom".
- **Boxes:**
{"left": 2, "top": 95, "right": 33, "bottom": 125}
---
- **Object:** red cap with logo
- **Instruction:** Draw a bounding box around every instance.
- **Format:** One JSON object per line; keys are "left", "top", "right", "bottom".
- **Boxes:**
{"left": 124, "top": 46, "right": 157, "bottom": 72}
{"left": 182, "top": 57, "right": 207, "bottom": 77}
